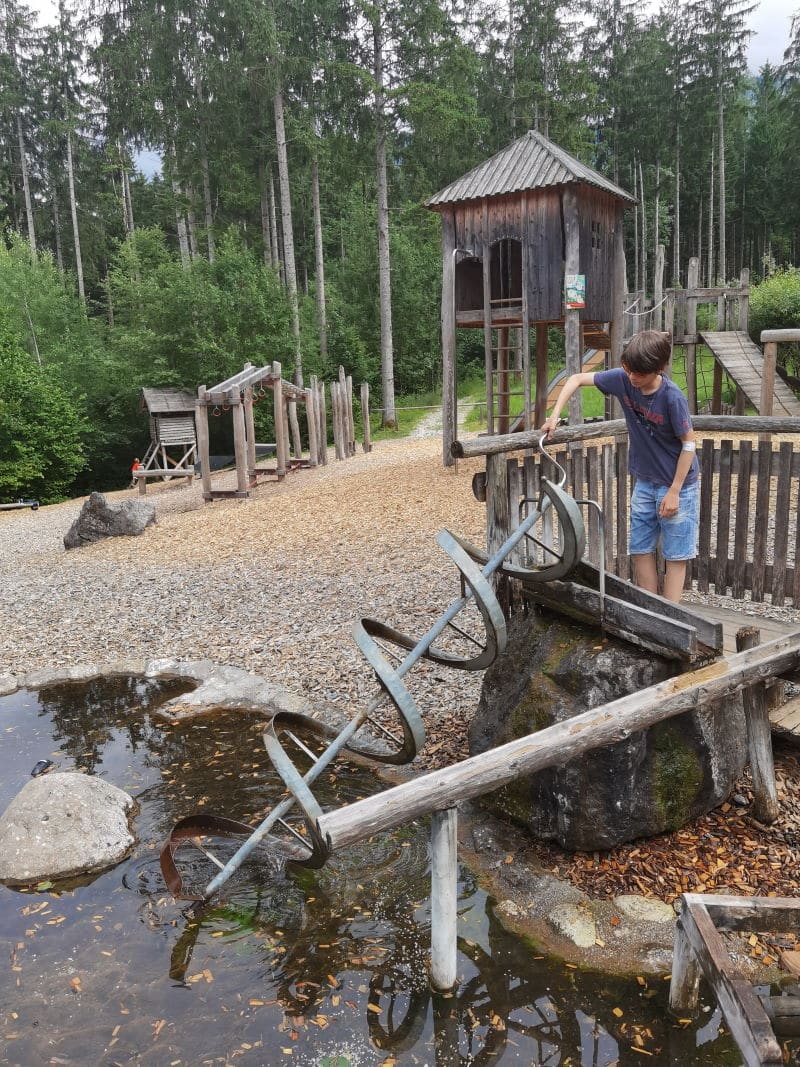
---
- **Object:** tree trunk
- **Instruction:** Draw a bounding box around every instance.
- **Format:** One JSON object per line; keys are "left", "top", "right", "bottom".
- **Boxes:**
{"left": 718, "top": 91, "right": 726, "bottom": 284}
{"left": 259, "top": 161, "right": 273, "bottom": 266}
{"left": 269, "top": 171, "right": 281, "bottom": 280}
{"left": 311, "top": 156, "right": 328, "bottom": 363}
{"left": 186, "top": 188, "right": 199, "bottom": 259}
{"left": 44, "top": 164, "right": 64, "bottom": 274}
{"left": 65, "top": 131, "right": 85, "bottom": 302}
{"left": 170, "top": 145, "right": 190, "bottom": 268}
{"left": 274, "top": 88, "right": 303, "bottom": 457}
{"left": 639, "top": 155, "right": 646, "bottom": 299}
{"left": 201, "top": 150, "right": 215, "bottom": 263}
{"left": 632, "top": 163, "right": 639, "bottom": 294}
{"left": 16, "top": 114, "right": 36, "bottom": 254}
{"left": 373, "top": 0, "right": 396, "bottom": 428}
{"left": 653, "top": 157, "right": 660, "bottom": 268}
{"left": 708, "top": 142, "right": 715, "bottom": 287}
{"left": 123, "top": 164, "right": 134, "bottom": 233}
{"left": 673, "top": 128, "right": 681, "bottom": 286}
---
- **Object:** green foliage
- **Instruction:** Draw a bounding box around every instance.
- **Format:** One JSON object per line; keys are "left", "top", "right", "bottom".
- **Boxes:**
{"left": 749, "top": 269, "right": 800, "bottom": 376}
{"left": 0, "top": 308, "right": 86, "bottom": 503}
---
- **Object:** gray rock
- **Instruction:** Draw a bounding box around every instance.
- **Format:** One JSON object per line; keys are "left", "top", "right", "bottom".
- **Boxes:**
{"left": 548, "top": 902, "right": 597, "bottom": 948}
{"left": 469, "top": 609, "right": 747, "bottom": 850}
{"left": 0, "top": 772, "right": 135, "bottom": 885}
{"left": 63, "top": 492, "right": 155, "bottom": 549}
{"left": 0, "top": 672, "right": 17, "bottom": 696}
{"left": 613, "top": 894, "right": 676, "bottom": 924}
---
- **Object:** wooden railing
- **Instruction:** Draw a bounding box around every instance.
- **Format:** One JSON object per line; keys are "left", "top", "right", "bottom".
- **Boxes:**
{"left": 453, "top": 415, "right": 800, "bottom": 607}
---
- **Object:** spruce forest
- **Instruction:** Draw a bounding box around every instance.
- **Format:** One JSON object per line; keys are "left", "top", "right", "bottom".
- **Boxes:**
{"left": 1, "top": 0, "right": 800, "bottom": 501}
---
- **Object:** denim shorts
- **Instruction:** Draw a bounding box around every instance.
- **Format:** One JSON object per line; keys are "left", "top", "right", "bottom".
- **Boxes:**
{"left": 629, "top": 480, "right": 700, "bottom": 561}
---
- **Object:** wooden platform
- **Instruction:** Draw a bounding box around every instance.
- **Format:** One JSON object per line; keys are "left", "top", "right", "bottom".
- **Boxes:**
{"left": 700, "top": 331, "right": 800, "bottom": 416}
{"left": 686, "top": 600, "right": 800, "bottom": 741}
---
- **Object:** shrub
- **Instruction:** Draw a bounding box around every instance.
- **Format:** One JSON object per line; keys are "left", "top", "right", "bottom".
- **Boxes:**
{"left": 749, "top": 269, "right": 800, "bottom": 377}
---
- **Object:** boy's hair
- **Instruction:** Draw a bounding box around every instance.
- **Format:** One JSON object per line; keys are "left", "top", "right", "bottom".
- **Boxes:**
{"left": 621, "top": 330, "right": 671, "bottom": 374}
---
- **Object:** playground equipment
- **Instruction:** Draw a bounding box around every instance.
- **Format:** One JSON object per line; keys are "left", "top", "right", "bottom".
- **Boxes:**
{"left": 427, "top": 129, "right": 634, "bottom": 464}
{"left": 161, "top": 428, "right": 730, "bottom": 898}
{"left": 135, "top": 388, "right": 198, "bottom": 493}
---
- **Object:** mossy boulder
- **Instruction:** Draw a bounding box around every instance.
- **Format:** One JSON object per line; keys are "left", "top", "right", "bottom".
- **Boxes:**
{"left": 469, "top": 609, "right": 746, "bottom": 850}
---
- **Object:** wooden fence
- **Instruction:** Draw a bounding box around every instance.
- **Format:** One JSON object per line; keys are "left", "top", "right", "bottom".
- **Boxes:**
{"left": 455, "top": 417, "right": 800, "bottom": 608}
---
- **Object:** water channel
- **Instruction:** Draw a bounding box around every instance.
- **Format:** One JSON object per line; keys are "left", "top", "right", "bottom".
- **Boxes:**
{"left": 0, "top": 677, "right": 743, "bottom": 1065}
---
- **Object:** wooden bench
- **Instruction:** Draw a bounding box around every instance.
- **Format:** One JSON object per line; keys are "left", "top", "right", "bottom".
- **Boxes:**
{"left": 134, "top": 468, "right": 195, "bottom": 494}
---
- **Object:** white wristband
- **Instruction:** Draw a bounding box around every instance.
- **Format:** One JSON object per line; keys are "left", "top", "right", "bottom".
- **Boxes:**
{"left": 681, "top": 441, "right": 696, "bottom": 452}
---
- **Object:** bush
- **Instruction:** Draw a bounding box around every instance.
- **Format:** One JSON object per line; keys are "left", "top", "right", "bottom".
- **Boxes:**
{"left": 749, "top": 269, "right": 800, "bottom": 377}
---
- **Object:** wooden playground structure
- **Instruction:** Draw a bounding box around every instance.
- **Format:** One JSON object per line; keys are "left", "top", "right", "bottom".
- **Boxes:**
{"left": 138, "top": 364, "right": 371, "bottom": 501}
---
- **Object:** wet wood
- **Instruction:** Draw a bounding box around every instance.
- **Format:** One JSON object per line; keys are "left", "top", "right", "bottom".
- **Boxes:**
{"left": 430, "top": 808, "right": 458, "bottom": 992}
{"left": 736, "top": 627, "right": 779, "bottom": 824}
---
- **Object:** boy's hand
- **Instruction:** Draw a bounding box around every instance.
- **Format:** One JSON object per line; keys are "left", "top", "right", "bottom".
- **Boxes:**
{"left": 540, "top": 414, "right": 559, "bottom": 439}
{"left": 659, "top": 487, "right": 680, "bottom": 518}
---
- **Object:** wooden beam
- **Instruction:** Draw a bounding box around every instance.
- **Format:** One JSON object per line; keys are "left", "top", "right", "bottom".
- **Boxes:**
{"left": 317, "top": 632, "right": 800, "bottom": 852}
{"left": 737, "top": 628, "right": 779, "bottom": 823}
{"left": 429, "top": 808, "right": 458, "bottom": 992}
{"left": 452, "top": 415, "right": 800, "bottom": 459}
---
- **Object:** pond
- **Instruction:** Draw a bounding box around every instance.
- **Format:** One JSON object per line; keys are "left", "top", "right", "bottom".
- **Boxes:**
{"left": 0, "top": 677, "right": 742, "bottom": 1065}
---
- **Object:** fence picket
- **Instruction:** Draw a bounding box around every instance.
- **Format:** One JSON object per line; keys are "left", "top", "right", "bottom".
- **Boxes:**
{"left": 772, "top": 442, "right": 793, "bottom": 605}
{"left": 751, "top": 444, "right": 772, "bottom": 601}
{"left": 714, "top": 440, "right": 733, "bottom": 595}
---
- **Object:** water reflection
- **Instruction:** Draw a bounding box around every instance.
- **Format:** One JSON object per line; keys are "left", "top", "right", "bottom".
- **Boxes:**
{"left": 0, "top": 679, "right": 738, "bottom": 1065}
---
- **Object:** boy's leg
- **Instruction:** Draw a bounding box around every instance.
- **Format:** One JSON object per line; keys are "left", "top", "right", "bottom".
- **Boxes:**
{"left": 663, "top": 560, "right": 687, "bottom": 602}
{"left": 632, "top": 552, "right": 659, "bottom": 594}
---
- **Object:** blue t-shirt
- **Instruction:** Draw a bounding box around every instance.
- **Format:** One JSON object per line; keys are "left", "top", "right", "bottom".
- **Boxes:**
{"left": 593, "top": 368, "right": 699, "bottom": 488}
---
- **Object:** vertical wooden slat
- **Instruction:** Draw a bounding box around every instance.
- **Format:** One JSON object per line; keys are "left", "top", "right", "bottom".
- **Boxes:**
{"left": 534, "top": 324, "right": 549, "bottom": 429}
{"left": 317, "top": 380, "right": 328, "bottom": 465}
{"left": 603, "top": 443, "right": 615, "bottom": 576}
{"left": 771, "top": 441, "right": 793, "bottom": 605}
{"left": 196, "top": 387, "right": 212, "bottom": 499}
{"left": 305, "top": 388, "right": 318, "bottom": 468}
{"left": 482, "top": 205, "right": 494, "bottom": 437}
{"left": 563, "top": 188, "right": 582, "bottom": 426}
{"left": 732, "top": 440, "right": 752, "bottom": 600}
{"left": 520, "top": 193, "right": 531, "bottom": 432}
{"left": 244, "top": 386, "right": 257, "bottom": 479}
{"left": 360, "top": 382, "right": 372, "bottom": 454}
{"left": 714, "top": 440, "right": 733, "bottom": 594}
{"left": 696, "top": 440, "right": 715, "bottom": 593}
{"left": 587, "top": 446, "right": 600, "bottom": 566}
{"left": 616, "top": 441, "right": 629, "bottom": 579}
{"left": 685, "top": 257, "right": 699, "bottom": 414}
{"left": 751, "top": 441, "right": 772, "bottom": 601}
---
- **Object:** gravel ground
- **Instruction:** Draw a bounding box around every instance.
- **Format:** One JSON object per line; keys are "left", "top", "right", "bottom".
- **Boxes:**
{"left": 0, "top": 439, "right": 490, "bottom": 734}
{"left": 2, "top": 435, "right": 797, "bottom": 741}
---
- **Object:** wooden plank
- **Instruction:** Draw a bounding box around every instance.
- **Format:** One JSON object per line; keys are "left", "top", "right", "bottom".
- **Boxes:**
{"left": 696, "top": 893, "right": 800, "bottom": 934}
{"left": 751, "top": 443, "right": 772, "bottom": 601}
{"left": 732, "top": 440, "right": 752, "bottom": 600}
{"left": 679, "top": 899, "right": 783, "bottom": 1067}
{"left": 771, "top": 441, "right": 793, "bottom": 605}
{"left": 714, "top": 440, "right": 733, "bottom": 594}
{"left": 429, "top": 808, "right": 458, "bottom": 992}
{"left": 616, "top": 441, "right": 629, "bottom": 580}
{"left": 602, "top": 443, "right": 615, "bottom": 576}
{"left": 587, "top": 447, "right": 600, "bottom": 566}
{"left": 697, "top": 440, "right": 715, "bottom": 593}
{"left": 522, "top": 580, "right": 699, "bottom": 660}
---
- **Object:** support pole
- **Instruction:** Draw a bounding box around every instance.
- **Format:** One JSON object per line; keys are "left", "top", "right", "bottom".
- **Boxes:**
{"left": 244, "top": 386, "right": 257, "bottom": 480}
{"left": 273, "top": 361, "right": 287, "bottom": 479}
{"left": 563, "top": 188, "right": 582, "bottom": 426}
{"left": 430, "top": 807, "right": 458, "bottom": 992}
{"left": 686, "top": 257, "right": 699, "bottom": 414}
{"left": 196, "top": 386, "right": 212, "bottom": 500}
{"left": 232, "top": 396, "right": 248, "bottom": 495}
{"left": 305, "top": 387, "right": 318, "bottom": 467}
{"left": 361, "top": 382, "right": 372, "bottom": 453}
{"left": 737, "top": 627, "right": 779, "bottom": 823}
{"left": 441, "top": 212, "right": 457, "bottom": 466}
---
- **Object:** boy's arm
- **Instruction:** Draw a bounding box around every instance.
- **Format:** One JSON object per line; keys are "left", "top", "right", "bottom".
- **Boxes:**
{"left": 659, "top": 430, "right": 696, "bottom": 517}
{"left": 540, "top": 372, "right": 597, "bottom": 437}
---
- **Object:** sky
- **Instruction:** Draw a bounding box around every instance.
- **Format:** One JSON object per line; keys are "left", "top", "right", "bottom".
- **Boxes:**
{"left": 24, "top": 0, "right": 800, "bottom": 178}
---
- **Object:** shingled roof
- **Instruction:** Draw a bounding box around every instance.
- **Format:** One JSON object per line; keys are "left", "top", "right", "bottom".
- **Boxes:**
{"left": 426, "top": 130, "right": 636, "bottom": 208}
{"left": 140, "top": 388, "right": 196, "bottom": 415}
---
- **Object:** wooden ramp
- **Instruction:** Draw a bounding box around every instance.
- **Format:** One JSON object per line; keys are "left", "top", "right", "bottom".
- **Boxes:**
{"left": 700, "top": 331, "right": 800, "bottom": 416}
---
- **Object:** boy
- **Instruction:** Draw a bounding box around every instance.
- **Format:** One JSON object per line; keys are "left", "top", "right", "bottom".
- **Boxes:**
{"left": 540, "top": 330, "right": 699, "bottom": 603}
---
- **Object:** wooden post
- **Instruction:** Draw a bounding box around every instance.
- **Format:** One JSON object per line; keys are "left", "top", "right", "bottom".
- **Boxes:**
{"left": 232, "top": 396, "right": 249, "bottom": 495}
{"left": 196, "top": 386, "right": 213, "bottom": 499}
{"left": 563, "top": 188, "right": 582, "bottom": 426}
{"left": 360, "top": 382, "right": 372, "bottom": 453}
{"left": 441, "top": 215, "right": 457, "bottom": 466}
{"left": 244, "top": 385, "right": 257, "bottom": 480}
{"left": 669, "top": 916, "right": 701, "bottom": 1014}
{"left": 272, "top": 361, "right": 287, "bottom": 479}
{"left": 317, "top": 380, "right": 328, "bottom": 465}
{"left": 685, "top": 257, "right": 699, "bottom": 414}
{"left": 736, "top": 627, "right": 779, "bottom": 824}
{"left": 305, "top": 387, "right": 318, "bottom": 467}
{"left": 346, "top": 373, "right": 356, "bottom": 455}
{"left": 760, "top": 340, "right": 777, "bottom": 417}
{"left": 521, "top": 194, "right": 531, "bottom": 431}
{"left": 330, "top": 381, "right": 340, "bottom": 459}
{"left": 534, "top": 324, "right": 548, "bottom": 429}
{"left": 482, "top": 204, "right": 494, "bottom": 437}
{"left": 429, "top": 808, "right": 458, "bottom": 992}
{"left": 653, "top": 243, "right": 665, "bottom": 330}
{"left": 738, "top": 267, "right": 750, "bottom": 333}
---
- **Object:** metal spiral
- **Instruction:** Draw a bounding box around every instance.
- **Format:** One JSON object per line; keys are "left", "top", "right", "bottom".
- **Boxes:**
{"left": 161, "top": 439, "right": 588, "bottom": 899}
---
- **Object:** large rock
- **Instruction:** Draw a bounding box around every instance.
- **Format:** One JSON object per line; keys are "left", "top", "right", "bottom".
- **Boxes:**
{"left": 469, "top": 610, "right": 747, "bottom": 851}
{"left": 0, "top": 772, "right": 135, "bottom": 884}
{"left": 64, "top": 491, "right": 155, "bottom": 549}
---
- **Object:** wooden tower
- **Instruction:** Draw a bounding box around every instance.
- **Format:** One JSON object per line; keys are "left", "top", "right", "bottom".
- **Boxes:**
{"left": 426, "top": 130, "right": 635, "bottom": 464}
